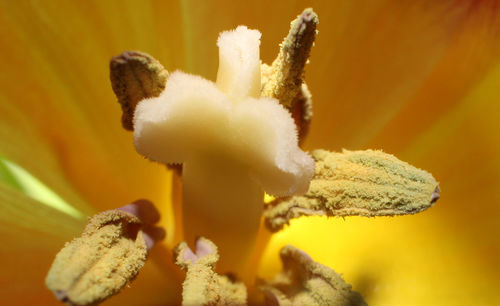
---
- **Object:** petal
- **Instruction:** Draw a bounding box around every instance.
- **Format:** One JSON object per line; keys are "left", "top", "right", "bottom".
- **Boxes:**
{"left": 0, "top": 183, "right": 85, "bottom": 305}
{"left": 302, "top": 1, "right": 500, "bottom": 151}
{"left": 0, "top": 1, "right": 178, "bottom": 238}
{"left": 261, "top": 215, "right": 500, "bottom": 305}
{"left": 0, "top": 98, "right": 93, "bottom": 216}
{"left": 0, "top": 2, "right": 197, "bottom": 304}
{"left": 0, "top": 183, "right": 183, "bottom": 305}
{"left": 368, "top": 2, "right": 500, "bottom": 153}
{"left": 260, "top": 2, "right": 500, "bottom": 305}
{"left": 1, "top": 1, "right": 498, "bottom": 305}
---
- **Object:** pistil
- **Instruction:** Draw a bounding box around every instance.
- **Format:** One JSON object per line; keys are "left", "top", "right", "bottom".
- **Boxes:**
{"left": 132, "top": 26, "right": 315, "bottom": 279}
{"left": 182, "top": 156, "right": 263, "bottom": 274}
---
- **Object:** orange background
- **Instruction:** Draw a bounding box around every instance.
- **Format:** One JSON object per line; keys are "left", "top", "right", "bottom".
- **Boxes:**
{"left": 0, "top": 1, "right": 499, "bottom": 305}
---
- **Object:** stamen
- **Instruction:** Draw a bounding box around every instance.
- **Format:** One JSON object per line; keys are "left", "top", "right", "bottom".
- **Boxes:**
{"left": 261, "top": 8, "right": 318, "bottom": 143}
{"left": 46, "top": 200, "right": 164, "bottom": 305}
{"left": 260, "top": 245, "right": 366, "bottom": 305}
{"left": 264, "top": 149, "right": 440, "bottom": 231}
{"left": 109, "top": 51, "right": 182, "bottom": 175}
{"left": 110, "top": 51, "right": 168, "bottom": 131}
{"left": 290, "top": 83, "right": 313, "bottom": 144}
{"left": 174, "top": 237, "right": 247, "bottom": 306}
{"left": 261, "top": 8, "right": 318, "bottom": 109}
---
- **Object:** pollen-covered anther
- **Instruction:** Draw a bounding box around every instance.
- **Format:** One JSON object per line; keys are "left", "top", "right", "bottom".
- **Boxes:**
{"left": 110, "top": 51, "right": 168, "bottom": 130}
{"left": 45, "top": 200, "right": 165, "bottom": 305}
{"left": 174, "top": 237, "right": 247, "bottom": 306}
{"left": 259, "top": 245, "right": 366, "bottom": 305}
{"left": 261, "top": 8, "right": 318, "bottom": 110}
{"left": 260, "top": 8, "right": 317, "bottom": 142}
{"left": 264, "top": 149, "right": 440, "bottom": 232}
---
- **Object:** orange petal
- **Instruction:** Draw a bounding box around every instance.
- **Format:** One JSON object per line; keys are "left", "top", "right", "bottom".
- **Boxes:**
{"left": 300, "top": 1, "right": 500, "bottom": 151}
{"left": 261, "top": 2, "right": 500, "bottom": 305}
{"left": 0, "top": 182, "right": 183, "bottom": 305}
{"left": 0, "top": 183, "right": 84, "bottom": 305}
{"left": 260, "top": 215, "right": 500, "bottom": 305}
{"left": 0, "top": 0, "right": 181, "bottom": 242}
{"left": 1, "top": 1, "right": 498, "bottom": 304}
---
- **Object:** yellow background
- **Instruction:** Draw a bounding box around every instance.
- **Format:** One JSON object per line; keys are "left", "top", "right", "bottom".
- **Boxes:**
{"left": 0, "top": 1, "right": 499, "bottom": 305}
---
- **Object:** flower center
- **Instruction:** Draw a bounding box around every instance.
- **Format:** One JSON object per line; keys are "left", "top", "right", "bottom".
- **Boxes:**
{"left": 132, "top": 26, "right": 315, "bottom": 279}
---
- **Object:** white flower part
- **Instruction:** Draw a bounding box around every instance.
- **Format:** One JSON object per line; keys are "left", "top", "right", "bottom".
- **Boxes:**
{"left": 134, "top": 27, "right": 314, "bottom": 196}
{"left": 216, "top": 26, "right": 262, "bottom": 101}
{"left": 133, "top": 26, "right": 314, "bottom": 275}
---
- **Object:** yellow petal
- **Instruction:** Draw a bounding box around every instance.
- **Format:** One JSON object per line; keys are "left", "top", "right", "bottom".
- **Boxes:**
{"left": 0, "top": 2, "right": 194, "bottom": 304}
{"left": 2, "top": 1, "right": 499, "bottom": 305}
{"left": 368, "top": 3, "right": 500, "bottom": 154}
{"left": 261, "top": 2, "right": 500, "bottom": 305}
{"left": 0, "top": 97, "right": 93, "bottom": 216}
{"left": 0, "top": 0, "right": 180, "bottom": 243}
{"left": 0, "top": 183, "right": 84, "bottom": 305}
{"left": 302, "top": 1, "right": 500, "bottom": 151}
{"left": 0, "top": 182, "right": 182, "bottom": 305}
{"left": 261, "top": 215, "right": 500, "bottom": 305}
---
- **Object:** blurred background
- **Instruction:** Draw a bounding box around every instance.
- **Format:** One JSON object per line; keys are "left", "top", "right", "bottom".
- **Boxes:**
{"left": 0, "top": 0, "right": 499, "bottom": 305}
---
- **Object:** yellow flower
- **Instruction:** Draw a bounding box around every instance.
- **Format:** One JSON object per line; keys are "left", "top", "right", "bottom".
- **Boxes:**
{"left": 1, "top": 1, "right": 499, "bottom": 305}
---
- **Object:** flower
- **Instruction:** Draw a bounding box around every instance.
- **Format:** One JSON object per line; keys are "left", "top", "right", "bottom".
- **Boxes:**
{"left": 1, "top": 1, "right": 499, "bottom": 305}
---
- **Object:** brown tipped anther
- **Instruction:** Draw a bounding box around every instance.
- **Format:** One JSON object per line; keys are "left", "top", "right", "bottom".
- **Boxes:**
{"left": 261, "top": 8, "right": 318, "bottom": 109}
{"left": 110, "top": 51, "right": 168, "bottom": 131}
